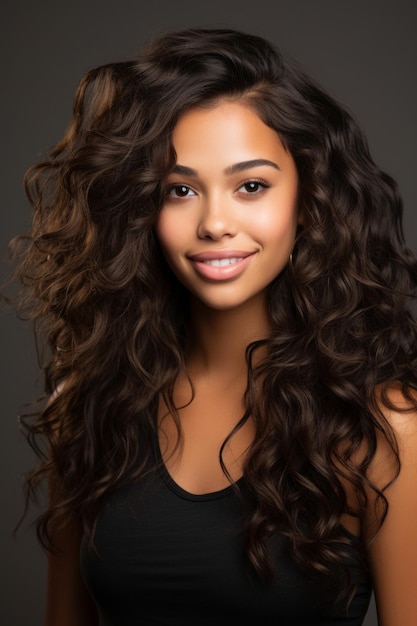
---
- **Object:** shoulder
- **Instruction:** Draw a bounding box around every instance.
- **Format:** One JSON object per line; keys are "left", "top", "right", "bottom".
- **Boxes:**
{"left": 372, "top": 383, "right": 417, "bottom": 472}
{"left": 367, "top": 382, "right": 417, "bottom": 520}
{"left": 366, "top": 383, "right": 417, "bottom": 625}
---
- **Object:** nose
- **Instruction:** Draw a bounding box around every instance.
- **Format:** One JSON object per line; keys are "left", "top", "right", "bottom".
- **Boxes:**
{"left": 197, "top": 194, "right": 237, "bottom": 240}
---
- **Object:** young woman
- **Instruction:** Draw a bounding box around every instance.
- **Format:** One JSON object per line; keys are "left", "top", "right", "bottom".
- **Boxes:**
{"left": 10, "top": 28, "right": 417, "bottom": 625}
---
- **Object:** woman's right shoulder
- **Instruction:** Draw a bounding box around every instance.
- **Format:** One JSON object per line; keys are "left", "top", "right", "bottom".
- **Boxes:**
{"left": 45, "top": 380, "right": 99, "bottom": 625}
{"left": 45, "top": 514, "right": 98, "bottom": 626}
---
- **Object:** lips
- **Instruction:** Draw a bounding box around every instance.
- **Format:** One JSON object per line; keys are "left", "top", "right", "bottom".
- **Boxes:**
{"left": 188, "top": 250, "right": 256, "bottom": 280}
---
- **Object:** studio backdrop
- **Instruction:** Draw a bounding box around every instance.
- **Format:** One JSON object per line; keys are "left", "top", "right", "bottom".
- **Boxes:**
{"left": 1, "top": 1, "right": 415, "bottom": 624}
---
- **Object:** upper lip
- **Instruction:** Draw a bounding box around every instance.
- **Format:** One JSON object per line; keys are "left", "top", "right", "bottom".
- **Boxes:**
{"left": 188, "top": 250, "right": 255, "bottom": 261}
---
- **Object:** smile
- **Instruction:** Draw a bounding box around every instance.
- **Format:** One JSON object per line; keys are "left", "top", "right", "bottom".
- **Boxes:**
{"left": 189, "top": 252, "right": 256, "bottom": 281}
{"left": 202, "top": 257, "right": 244, "bottom": 267}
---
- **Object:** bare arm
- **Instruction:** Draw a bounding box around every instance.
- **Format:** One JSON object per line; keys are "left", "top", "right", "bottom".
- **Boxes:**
{"left": 367, "top": 390, "right": 417, "bottom": 626}
{"left": 44, "top": 392, "right": 99, "bottom": 626}
{"left": 41, "top": 384, "right": 99, "bottom": 625}
{"left": 45, "top": 512, "right": 99, "bottom": 626}
{"left": 44, "top": 506, "right": 99, "bottom": 626}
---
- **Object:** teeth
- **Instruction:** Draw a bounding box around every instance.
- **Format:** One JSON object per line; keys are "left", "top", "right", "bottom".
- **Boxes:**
{"left": 203, "top": 257, "right": 244, "bottom": 267}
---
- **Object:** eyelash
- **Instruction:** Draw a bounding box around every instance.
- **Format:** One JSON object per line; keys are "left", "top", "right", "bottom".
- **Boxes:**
{"left": 165, "top": 178, "right": 270, "bottom": 199}
{"left": 166, "top": 184, "right": 196, "bottom": 198}
{"left": 237, "top": 179, "right": 269, "bottom": 194}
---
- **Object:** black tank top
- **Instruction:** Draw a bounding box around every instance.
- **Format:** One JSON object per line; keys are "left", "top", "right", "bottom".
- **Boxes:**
{"left": 81, "top": 444, "right": 372, "bottom": 625}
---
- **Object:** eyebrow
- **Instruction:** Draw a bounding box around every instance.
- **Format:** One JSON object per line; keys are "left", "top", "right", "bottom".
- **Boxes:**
{"left": 225, "top": 159, "right": 281, "bottom": 175}
{"left": 170, "top": 159, "right": 281, "bottom": 177}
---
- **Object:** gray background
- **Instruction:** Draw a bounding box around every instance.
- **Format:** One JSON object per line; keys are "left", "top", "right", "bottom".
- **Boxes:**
{"left": 1, "top": 1, "right": 416, "bottom": 624}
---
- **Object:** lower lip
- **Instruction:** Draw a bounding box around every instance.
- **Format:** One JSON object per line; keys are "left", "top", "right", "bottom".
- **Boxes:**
{"left": 190, "top": 255, "right": 255, "bottom": 280}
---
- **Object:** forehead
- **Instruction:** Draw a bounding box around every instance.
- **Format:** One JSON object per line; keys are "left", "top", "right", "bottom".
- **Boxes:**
{"left": 168, "top": 103, "right": 295, "bottom": 182}
{"left": 171, "top": 101, "right": 288, "bottom": 163}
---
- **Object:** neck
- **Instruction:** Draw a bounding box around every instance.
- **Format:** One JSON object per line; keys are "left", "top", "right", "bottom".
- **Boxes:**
{"left": 186, "top": 295, "right": 271, "bottom": 377}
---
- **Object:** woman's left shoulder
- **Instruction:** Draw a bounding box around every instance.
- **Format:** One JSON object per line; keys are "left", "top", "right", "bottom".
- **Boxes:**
{"left": 366, "top": 383, "right": 417, "bottom": 626}
{"left": 374, "top": 382, "right": 417, "bottom": 442}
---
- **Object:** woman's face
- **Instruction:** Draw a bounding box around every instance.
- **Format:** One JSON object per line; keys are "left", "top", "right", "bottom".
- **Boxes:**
{"left": 156, "top": 101, "right": 301, "bottom": 312}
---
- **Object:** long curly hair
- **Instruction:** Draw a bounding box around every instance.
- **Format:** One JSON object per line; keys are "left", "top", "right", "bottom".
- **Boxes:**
{"left": 9, "top": 28, "right": 417, "bottom": 600}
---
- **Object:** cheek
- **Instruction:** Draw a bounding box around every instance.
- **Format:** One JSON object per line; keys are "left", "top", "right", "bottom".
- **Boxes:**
{"left": 155, "top": 213, "right": 180, "bottom": 259}
{"left": 255, "top": 209, "right": 299, "bottom": 247}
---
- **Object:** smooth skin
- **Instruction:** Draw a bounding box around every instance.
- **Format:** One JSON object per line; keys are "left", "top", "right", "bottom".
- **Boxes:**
{"left": 156, "top": 101, "right": 301, "bottom": 314}
{"left": 45, "top": 102, "right": 417, "bottom": 625}
{"left": 366, "top": 388, "right": 417, "bottom": 626}
{"left": 156, "top": 101, "right": 301, "bottom": 494}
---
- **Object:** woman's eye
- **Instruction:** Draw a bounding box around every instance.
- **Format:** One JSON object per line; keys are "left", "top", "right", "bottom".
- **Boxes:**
{"left": 238, "top": 180, "right": 269, "bottom": 194}
{"left": 167, "top": 185, "right": 196, "bottom": 198}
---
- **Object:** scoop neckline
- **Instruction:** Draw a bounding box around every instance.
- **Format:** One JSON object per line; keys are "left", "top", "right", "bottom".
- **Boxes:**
{"left": 154, "top": 434, "right": 244, "bottom": 502}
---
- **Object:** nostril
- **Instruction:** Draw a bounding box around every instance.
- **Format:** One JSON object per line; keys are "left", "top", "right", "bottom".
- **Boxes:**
{"left": 197, "top": 216, "right": 237, "bottom": 241}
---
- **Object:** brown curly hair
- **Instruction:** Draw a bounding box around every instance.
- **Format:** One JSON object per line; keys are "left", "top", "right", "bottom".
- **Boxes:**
{"left": 8, "top": 28, "right": 417, "bottom": 601}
